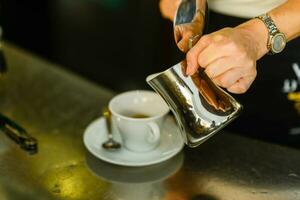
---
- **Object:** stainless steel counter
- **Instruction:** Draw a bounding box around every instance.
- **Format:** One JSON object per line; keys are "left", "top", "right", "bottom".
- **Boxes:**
{"left": 0, "top": 42, "right": 300, "bottom": 200}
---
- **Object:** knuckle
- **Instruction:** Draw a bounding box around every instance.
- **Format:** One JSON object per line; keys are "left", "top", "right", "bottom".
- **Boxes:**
{"left": 213, "top": 34, "right": 225, "bottom": 42}
{"left": 226, "top": 41, "right": 239, "bottom": 52}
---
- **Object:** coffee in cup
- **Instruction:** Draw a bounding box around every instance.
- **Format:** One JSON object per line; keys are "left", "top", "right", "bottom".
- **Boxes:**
{"left": 108, "top": 90, "right": 169, "bottom": 152}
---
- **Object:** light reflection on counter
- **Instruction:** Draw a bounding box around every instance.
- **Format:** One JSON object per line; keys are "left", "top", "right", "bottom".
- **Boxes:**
{"left": 42, "top": 161, "right": 109, "bottom": 200}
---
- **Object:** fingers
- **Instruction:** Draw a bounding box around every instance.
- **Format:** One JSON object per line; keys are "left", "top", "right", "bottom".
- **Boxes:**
{"left": 197, "top": 35, "right": 233, "bottom": 68}
{"left": 185, "top": 27, "right": 258, "bottom": 94}
{"left": 204, "top": 56, "right": 237, "bottom": 78}
{"left": 212, "top": 68, "right": 246, "bottom": 89}
{"left": 227, "top": 76, "right": 255, "bottom": 94}
{"left": 186, "top": 35, "right": 211, "bottom": 75}
{"left": 213, "top": 64, "right": 256, "bottom": 87}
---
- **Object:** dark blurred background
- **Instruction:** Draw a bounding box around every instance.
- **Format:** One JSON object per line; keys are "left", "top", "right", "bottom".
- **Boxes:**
{"left": 0, "top": 0, "right": 182, "bottom": 91}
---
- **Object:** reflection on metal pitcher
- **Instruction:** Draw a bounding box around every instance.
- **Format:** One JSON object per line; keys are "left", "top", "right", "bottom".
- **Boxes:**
{"left": 146, "top": 61, "right": 242, "bottom": 147}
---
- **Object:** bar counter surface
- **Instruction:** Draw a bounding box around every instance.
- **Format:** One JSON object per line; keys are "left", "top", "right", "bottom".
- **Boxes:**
{"left": 0, "top": 42, "right": 300, "bottom": 200}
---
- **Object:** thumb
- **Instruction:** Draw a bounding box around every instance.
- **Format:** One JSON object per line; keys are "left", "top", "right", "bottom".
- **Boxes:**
{"left": 186, "top": 35, "right": 211, "bottom": 75}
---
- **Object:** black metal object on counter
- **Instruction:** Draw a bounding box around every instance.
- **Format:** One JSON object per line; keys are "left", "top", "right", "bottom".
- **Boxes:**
{"left": 0, "top": 28, "right": 34, "bottom": 153}
{"left": 0, "top": 114, "right": 37, "bottom": 154}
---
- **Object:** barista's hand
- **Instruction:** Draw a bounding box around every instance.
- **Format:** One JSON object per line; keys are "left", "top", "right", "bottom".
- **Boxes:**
{"left": 174, "top": 10, "right": 205, "bottom": 52}
{"left": 186, "top": 23, "right": 268, "bottom": 94}
{"left": 159, "top": 0, "right": 180, "bottom": 21}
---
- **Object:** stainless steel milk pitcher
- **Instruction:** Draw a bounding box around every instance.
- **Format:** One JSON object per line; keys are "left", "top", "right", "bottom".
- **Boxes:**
{"left": 146, "top": 0, "right": 242, "bottom": 147}
{"left": 146, "top": 61, "right": 242, "bottom": 147}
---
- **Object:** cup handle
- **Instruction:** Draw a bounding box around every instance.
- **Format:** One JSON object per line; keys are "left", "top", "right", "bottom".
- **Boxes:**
{"left": 147, "top": 122, "right": 160, "bottom": 143}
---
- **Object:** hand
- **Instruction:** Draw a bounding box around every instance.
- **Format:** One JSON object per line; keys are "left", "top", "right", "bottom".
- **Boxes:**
{"left": 186, "top": 25, "right": 267, "bottom": 94}
{"left": 159, "top": 0, "right": 180, "bottom": 21}
{"left": 174, "top": 11, "right": 205, "bottom": 52}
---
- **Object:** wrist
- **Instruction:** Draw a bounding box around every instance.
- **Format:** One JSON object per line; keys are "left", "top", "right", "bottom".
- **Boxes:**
{"left": 256, "top": 13, "right": 287, "bottom": 55}
{"left": 237, "top": 19, "right": 269, "bottom": 59}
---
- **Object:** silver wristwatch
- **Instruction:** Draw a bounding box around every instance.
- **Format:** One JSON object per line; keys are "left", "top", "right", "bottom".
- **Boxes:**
{"left": 256, "top": 13, "right": 286, "bottom": 54}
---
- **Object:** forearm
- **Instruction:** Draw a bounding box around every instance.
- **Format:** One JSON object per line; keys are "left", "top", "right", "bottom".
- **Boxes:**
{"left": 237, "top": 0, "right": 300, "bottom": 59}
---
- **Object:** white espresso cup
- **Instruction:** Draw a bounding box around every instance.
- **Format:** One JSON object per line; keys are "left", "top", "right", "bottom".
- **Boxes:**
{"left": 109, "top": 90, "right": 169, "bottom": 152}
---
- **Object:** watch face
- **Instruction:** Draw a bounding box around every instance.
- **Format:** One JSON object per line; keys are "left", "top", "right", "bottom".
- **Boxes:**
{"left": 271, "top": 33, "right": 286, "bottom": 53}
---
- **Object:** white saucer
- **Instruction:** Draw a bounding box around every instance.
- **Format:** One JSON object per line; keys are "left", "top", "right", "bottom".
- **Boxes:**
{"left": 85, "top": 151, "right": 184, "bottom": 183}
{"left": 83, "top": 116, "right": 184, "bottom": 167}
